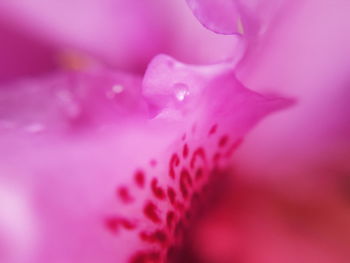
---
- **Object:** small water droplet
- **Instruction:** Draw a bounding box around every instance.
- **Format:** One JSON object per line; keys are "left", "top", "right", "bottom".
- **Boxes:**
{"left": 173, "top": 83, "right": 189, "bottom": 102}
{"left": 106, "top": 84, "right": 124, "bottom": 99}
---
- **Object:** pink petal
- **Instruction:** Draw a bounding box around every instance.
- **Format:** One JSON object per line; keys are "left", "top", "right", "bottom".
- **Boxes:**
{"left": 186, "top": 0, "right": 298, "bottom": 38}
{"left": 186, "top": 0, "right": 240, "bottom": 35}
{"left": 0, "top": 0, "right": 237, "bottom": 76}
{"left": 0, "top": 57, "right": 291, "bottom": 262}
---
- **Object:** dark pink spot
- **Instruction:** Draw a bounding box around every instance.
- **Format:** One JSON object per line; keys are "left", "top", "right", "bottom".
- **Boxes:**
{"left": 139, "top": 230, "right": 168, "bottom": 246}
{"left": 151, "top": 178, "right": 165, "bottom": 200}
{"left": 209, "top": 124, "right": 218, "bottom": 136}
{"left": 182, "top": 133, "right": 186, "bottom": 141}
{"left": 167, "top": 187, "right": 176, "bottom": 205}
{"left": 169, "top": 153, "right": 180, "bottom": 179}
{"left": 179, "top": 180, "right": 188, "bottom": 199}
{"left": 134, "top": 170, "right": 145, "bottom": 188}
{"left": 105, "top": 217, "right": 120, "bottom": 233}
{"left": 143, "top": 202, "right": 161, "bottom": 224}
{"left": 218, "top": 135, "right": 229, "bottom": 147}
{"left": 166, "top": 211, "right": 176, "bottom": 229}
{"left": 129, "top": 250, "right": 161, "bottom": 263}
{"left": 182, "top": 144, "right": 189, "bottom": 158}
{"left": 104, "top": 217, "right": 136, "bottom": 233}
{"left": 190, "top": 147, "right": 207, "bottom": 168}
{"left": 180, "top": 168, "right": 193, "bottom": 187}
{"left": 117, "top": 186, "right": 134, "bottom": 203}
{"left": 179, "top": 169, "right": 194, "bottom": 200}
{"left": 169, "top": 167, "right": 176, "bottom": 179}
{"left": 170, "top": 153, "right": 180, "bottom": 167}
{"left": 120, "top": 218, "right": 137, "bottom": 230}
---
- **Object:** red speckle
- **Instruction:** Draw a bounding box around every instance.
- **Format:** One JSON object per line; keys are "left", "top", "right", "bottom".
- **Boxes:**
{"left": 179, "top": 169, "right": 193, "bottom": 199}
{"left": 129, "top": 250, "right": 161, "bottom": 263}
{"left": 169, "top": 153, "right": 180, "bottom": 179}
{"left": 179, "top": 180, "right": 188, "bottom": 199}
{"left": 139, "top": 230, "right": 168, "bottom": 246}
{"left": 180, "top": 168, "right": 193, "bottom": 187}
{"left": 120, "top": 219, "right": 137, "bottom": 230}
{"left": 151, "top": 178, "right": 165, "bottom": 200}
{"left": 208, "top": 124, "right": 218, "bottom": 135}
{"left": 179, "top": 168, "right": 192, "bottom": 199}
{"left": 182, "top": 144, "right": 189, "bottom": 158}
{"left": 167, "top": 187, "right": 176, "bottom": 205}
{"left": 143, "top": 202, "right": 161, "bottom": 224}
{"left": 105, "top": 217, "right": 136, "bottom": 233}
{"left": 218, "top": 135, "right": 229, "bottom": 147}
{"left": 134, "top": 170, "right": 145, "bottom": 188}
{"left": 166, "top": 211, "right": 176, "bottom": 229}
{"left": 105, "top": 217, "right": 120, "bottom": 233}
{"left": 170, "top": 153, "right": 180, "bottom": 167}
{"left": 169, "top": 167, "right": 175, "bottom": 179}
{"left": 195, "top": 167, "right": 203, "bottom": 181}
{"left": 117, "top": 186, "right": 134, "bottom": 203}
{"left": 190, "top": 147, "right": 207, "bottom": 168}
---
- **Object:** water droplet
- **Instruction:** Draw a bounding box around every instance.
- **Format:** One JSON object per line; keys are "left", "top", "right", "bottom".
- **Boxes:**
{"left": 106, "top": 84, "right": 124, "bottom": 99}
{"left": 173, "top": 83, "right": 189, "bottom": 102}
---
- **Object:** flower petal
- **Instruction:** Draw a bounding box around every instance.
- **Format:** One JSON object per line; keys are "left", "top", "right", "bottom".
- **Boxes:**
{"left": 186, "top": 0, "right": 240, "bottom": 35}
{"left": 186, "top": 0, "right": 296, "bottom": 38}
{"left": 0, "top": 57, "right": 291, "bottom": 262}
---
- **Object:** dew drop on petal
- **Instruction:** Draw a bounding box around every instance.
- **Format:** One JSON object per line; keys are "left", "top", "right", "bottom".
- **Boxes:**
{"left": 173, "top": 83, "right": 190, "bottom": 102}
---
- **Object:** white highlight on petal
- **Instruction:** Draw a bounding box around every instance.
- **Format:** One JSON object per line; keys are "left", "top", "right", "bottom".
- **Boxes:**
{"left": 106, "top": 84, "right": 124, "bottom": 99}
{"left": 173, "top": 82, "right": 190, "bottom": 101}
{"left": 0, "top": 178, "right": 38, "bottom": 263}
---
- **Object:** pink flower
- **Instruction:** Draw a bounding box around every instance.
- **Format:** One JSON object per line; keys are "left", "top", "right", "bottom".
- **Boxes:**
{"left": 3, "top": 0, "right": 350, "bottom": 262}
